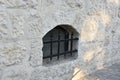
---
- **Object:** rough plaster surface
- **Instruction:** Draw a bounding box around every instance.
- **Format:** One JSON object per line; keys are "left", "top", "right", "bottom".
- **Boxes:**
{"left": 0, "top": 0, "right": 120, "bottom": 80}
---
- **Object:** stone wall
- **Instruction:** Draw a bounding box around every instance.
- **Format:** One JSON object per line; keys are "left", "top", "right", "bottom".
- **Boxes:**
{"left": 0, "top": 0, "right": 120, "bottom": 80}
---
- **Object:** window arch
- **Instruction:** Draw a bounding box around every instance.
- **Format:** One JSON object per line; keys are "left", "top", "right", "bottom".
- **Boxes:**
{"left": 42, "top": 25, "right": 79, "bottom": 65}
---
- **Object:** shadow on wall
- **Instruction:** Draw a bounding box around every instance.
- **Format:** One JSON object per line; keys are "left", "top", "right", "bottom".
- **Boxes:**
{"left": 72, "top": 0, "right": 120, "bottom": 78}
{"left": 81, "top": 10, "right": 111, "bottom": 66}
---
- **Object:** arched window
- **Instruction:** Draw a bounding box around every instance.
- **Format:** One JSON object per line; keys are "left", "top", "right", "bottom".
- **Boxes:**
{"left": 42, "top": 25, "right": 79, "bottom": 64}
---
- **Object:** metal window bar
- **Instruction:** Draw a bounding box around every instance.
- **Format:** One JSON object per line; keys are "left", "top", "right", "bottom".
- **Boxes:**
{"left": 64, "top": 32, "right": 68, "bottom": 58}
{"left": 57, "top": 31, "right": 60, "bottom": 60}
{"left": 43, "top": 32, "right": 78, "bottom": 60}
{"left": 50, "top": 34, "right": 53, "bottom": 61}
{"left": 70, "top": 33, "right": 73, "bottom": 56}
{"left": 43, "top": 50, "right": 78, "bottom": 59}
{"left": 43, "top": 38, "right": 78, "bottom": 44}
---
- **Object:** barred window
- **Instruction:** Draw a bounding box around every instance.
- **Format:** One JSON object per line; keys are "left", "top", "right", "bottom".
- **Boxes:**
{"left": 42, "top": 25, "right": 79, "bottom": 65}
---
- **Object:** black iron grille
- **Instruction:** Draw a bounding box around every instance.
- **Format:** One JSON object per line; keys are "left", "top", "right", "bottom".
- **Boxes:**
{"left": 43, "top": 27, "right": 78, "bottom": 61}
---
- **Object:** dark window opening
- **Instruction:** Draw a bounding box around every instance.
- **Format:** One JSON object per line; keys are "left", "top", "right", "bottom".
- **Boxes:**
{"left": 42, "top": 25, "right": 79, "bottom": 65}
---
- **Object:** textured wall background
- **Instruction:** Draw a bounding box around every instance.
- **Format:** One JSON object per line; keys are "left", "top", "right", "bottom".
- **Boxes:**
{"left": 0, "top": 0, "right": 120, "bottom": 80}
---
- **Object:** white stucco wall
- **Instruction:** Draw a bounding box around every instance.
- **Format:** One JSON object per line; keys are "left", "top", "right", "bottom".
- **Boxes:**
{"left": 0, "top": 0, "right": 120, "bottom": 80}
